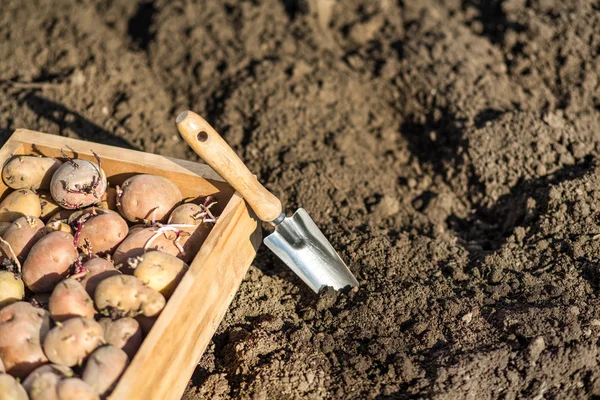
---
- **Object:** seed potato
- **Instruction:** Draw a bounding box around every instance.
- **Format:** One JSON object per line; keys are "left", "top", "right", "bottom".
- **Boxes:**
{"left": 98, "top": 318, "right": 142, "bottom": 359}
{"left": 117, "top": 174, "right": 182, "bottom": 223}
{"left": 0, "top": 216, "right": 45, "bottom": 263}
{"left": 95, "top": 275, "right": 165, "bottom": 318}
{"left": 48, "top": 278, "right": 95, "bottom": 322}
{"left": 0, "top": 271, "right": 24, "bottom": 308}
{"left": 2, "top": 156, "right": 62, "bottom": 191}
{"left": 50, "top": 159, "right": 107, "bottom": 210}
{"left": 0, "top": 189, "right": 41, "bottom": 222}
{"left": 22, "top": 231, "right": 78, "bottom": 293}
{"left": 82, "top": 345, "right": 128, "bottom": 398}
{"left": 133, "top": 251, "right": 188, "bottom": 298}
{"left": 43, "top": 317, "right": 104, "bottom": 367}
{"left": 0, "top": 302, "right": 51, "bottom": 378}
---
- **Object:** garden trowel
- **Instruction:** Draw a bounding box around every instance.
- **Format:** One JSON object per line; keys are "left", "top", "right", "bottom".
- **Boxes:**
{"left": 176, "top": 110, "right": 359, "bottom": 293}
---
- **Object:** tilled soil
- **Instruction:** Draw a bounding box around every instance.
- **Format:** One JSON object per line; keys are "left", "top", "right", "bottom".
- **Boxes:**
{"left": 2, "top": 0, "right": 600, "bottom": 398}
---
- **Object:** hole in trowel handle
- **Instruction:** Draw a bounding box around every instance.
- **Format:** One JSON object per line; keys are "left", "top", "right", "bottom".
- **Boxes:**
{"left": 197, "top": 131, "right": 208, "bottom": 142}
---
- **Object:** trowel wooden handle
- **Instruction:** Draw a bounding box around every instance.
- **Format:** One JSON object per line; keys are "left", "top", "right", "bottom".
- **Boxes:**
{"left": 176, "top": 110, "right": 283, "bottom": 222}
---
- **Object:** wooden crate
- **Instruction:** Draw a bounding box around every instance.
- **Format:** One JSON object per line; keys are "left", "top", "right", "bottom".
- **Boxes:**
{"left": 0, "top": 129, "right": 262, "bottom": 400}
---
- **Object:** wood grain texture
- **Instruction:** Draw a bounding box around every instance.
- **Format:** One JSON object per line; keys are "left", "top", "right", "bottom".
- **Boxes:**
{"left": 176, "top": 111, "right": 283, "bottom": 222}
{"left": 0, "top": 130, "right": 262, "bottom": 400}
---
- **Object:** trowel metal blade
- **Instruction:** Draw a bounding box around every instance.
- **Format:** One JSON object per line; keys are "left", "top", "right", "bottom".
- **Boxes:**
{"left": 263, "top": 208, "right": 359, "bottom": 293}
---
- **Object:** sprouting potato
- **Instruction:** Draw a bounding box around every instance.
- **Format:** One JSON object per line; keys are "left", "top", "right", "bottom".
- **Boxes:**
{"left": 82, "top": 345, "right": 128, "bottom": 398}
{"left": 22, "top": 231, "right": 78, "bottom": 293}
{"left": 47, "top": 209, "right": 75, "bottom": 225}
{"left": 167, "top": 203, "right": 204, "bottom": 225}
{"left": 39, "top": 191, "right": 61, "bottom": 221}
{"left": 22, "top": 364, "right": 73, "bottom": 400}
{"left": 48, "top": 279, "right": 95, "bottom": 322}
{"left": 69, "top": 209, "right": 128, "bottom": 256}
{"left": 46, "top": 220, "right": 72, "bottom": 234}
{"left": 22, "top": 364, "right": 98, "bottom": 400}
{"left": 95, "top": 275, "right": 165, "bottom": 318}
{"left": 43, "top": 317, "right": 104, "bottom": 367}
{"left": 2, "top": 155, "right": 62, "bottom": 190}
{"left": 50, "top": 157, "right": 107, "bottom": 210}
{"left": 133, "top": 251, "right": 188, "bottom": 298}
{"left": 117, "top": 174, "right": 182, "bottom": 223}
{"left": 0, "top": 271, "right": 25, "bottom": 308}
{"left": 112, "top": 224, "right": 210, "bottom": 267}
{"left": 45, "top": 209, "right": 75, "bottom": 234}
{"left": 0, "top": 189, "right": 41, "bottom": 222}
{"left": 78, "top": 258, "right": 120, "bottom": 298}
{"left": 126, "top": 224, "right": 146, "bottom": 237}
{"left": 0, "top": 216, "right": 45, "bottom": 263}
{"left": 98, "top": 318, "right": 142, "bottom": 359}
{"left": 56, "top": 378, "right": 99, "bottom": 400}
{"left": 0, "top": 373, "right": 28, "bottom": 400}
{"left": 0, "top": 301, "right": 51, "bottom": 378}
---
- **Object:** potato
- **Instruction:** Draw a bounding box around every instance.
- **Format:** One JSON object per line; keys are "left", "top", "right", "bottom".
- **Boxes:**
{"left": 49, "top": 279, "right": 95, "bottom": 322}
{"left": 46, "top": 221, "right": 72, "bottom": 234}
{"left": 0, "top": 373, "right": 28, "bottom": 400}
{"left": 2, "top": 156, "right": 62, "bottom": 190}
{"left": 0, "top": 216, "right": 45, "bottom": 262}
{"left": 78, "top": 258, "right": 120, "bottom": 298}
{"left": 47, "top": 209, "right": 75, "bottom": 225}
{"left": 22, "top": 364, "right": 73, "bottom": 400}
{"left": 0, "top": 301, "right": 51, "bottom": 378}
{"left": 22, "top": 231, "right": 78, "bottom": 293}
{"left": 95, "top": 275, "right": 165, "bottom": 318}
{"left": 0, "top": 189, "right": 41, "bottom": 222}
{"left": 117, "top": 174, "right": 182, "bottom": 223}
{"left": 50, "top": 159, "right": 107, "bottom": 210}
{"left": 39, "top": 192, "right": 62, "bottom": 221}
{"left": 43, "top": 317, "right": 104, "bottom": 367}
{"left": 70, "top": 210, "right": 128, "bottom": 256}
{"left": 126, "top": 224, "right": 146, "bottom": 237}
{"left": 0, "top": 222, "right": 11, "bottom": 236}
{"left": 0, "top": 355, "right": 4, "bottom": 373}
{"left": 98, "top": 187, "right": 117, "bottom": 211}
{"left": 113, "top": 224, "right": 210, "bottom": 267}
{"left": 82, "top": 345, "right": 128, "bottom": 397}
{"left": 0, "top": 271, "right": 24, "bottom": 308}
{"left": 167, "top": 203, "right": 203, "bottom": 225}
{"left": 133, "top": 251, "right": 188, "bottom": 298}
{"left": 57, "top": 378, "right": 99, "bottom": 400}
{"left": 98, "top": 318, "right": 142, "bottom": 359}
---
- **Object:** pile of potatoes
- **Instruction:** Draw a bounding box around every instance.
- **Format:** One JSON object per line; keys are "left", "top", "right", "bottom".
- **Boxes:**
{"left": 0, "top": 153, "right": 217, "bottom": 399}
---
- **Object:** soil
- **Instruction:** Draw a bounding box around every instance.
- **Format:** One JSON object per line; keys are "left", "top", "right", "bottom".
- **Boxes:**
{"left": 2, "top": 0, "right": 600, "bottom": 398}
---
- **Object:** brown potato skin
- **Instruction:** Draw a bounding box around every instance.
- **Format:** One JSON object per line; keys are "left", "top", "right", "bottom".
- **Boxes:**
{"left": 112, "top": 224, "right": 210, "bottom": 267}
{"left": 38, "top": 191, "right": 61, "bottom": 221}
{"left": 50, "top": 160, "right": 107, "bottom": 210}
{"left": 0, "top": 271, "right": 25, "bottom": 308}
{"left": 95, "top": 275, "right": 165, "bottom": 318}
{"left": 82, "top": 345, "right": 128, "bottom": 397}
{"left": 0, "top": 189, "right": 42, "bottom": 222}
{"left": 22, "top": 231, "right": 78, "bottom": 293}
{"left": 48, "top": 279, "right": 95, "bottom": 322}
{"left": 167, "top": 203, "right": 203, "bottom": 225}
{"left": 98, "top": 317, "right": 142, "bottom": 359}
{"left": 43, "top": 317, "right": 104, "bottom": 367}
{"left": 79, "top": 258, "right": 120, "bottom": 298}
{"left": 75, "top": 212, "right": 128, "bottom": 256}
{"left": 22, "top": 364, "right": 74, "bottom": 400}
{"left": 133, "top": 251, "right": 188, "bottom": 299}
{"left": 2, "top": 156, "right": 62, "bottom": 190}
{"left": 0, "top": 216, "right": 45, "bottom": 262}
{"left": 0, "top": 222, "right": 12, "bottom": 236}
{"left": 117, "top": 174, "right": 182, "bottom": 223}
{"left": 57, "top": 378, "right": 99, "bottom": 400}
{"left": 0, "top": 373, "right": 28, "bottom": 400}
{"left": 0, "top": 302, "right": 51, "bottom": 378}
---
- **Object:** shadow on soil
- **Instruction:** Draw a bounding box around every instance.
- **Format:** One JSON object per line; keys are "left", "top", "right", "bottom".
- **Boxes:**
{"left": 23, "top": 94, "right": 140, "bottom": 150}
{"left": 448, "top": 155, "right": 595, "bottom": 268}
